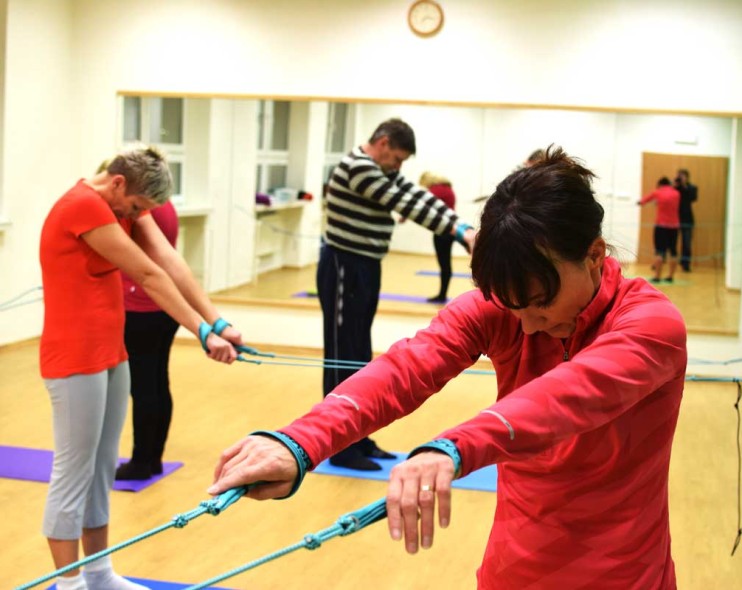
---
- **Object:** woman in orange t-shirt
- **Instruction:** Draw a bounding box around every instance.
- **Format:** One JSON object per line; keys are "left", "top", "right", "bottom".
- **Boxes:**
{"left": 39, "top": 146, "right": 243, "bottom": 590}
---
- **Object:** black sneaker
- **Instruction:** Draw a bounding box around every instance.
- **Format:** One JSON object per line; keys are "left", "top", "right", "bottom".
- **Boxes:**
{"left": 115, "top": 461, "right": 152, "bottom": 481}
{"left": 329, "top": 448, "right": 382, "bottom": 471}
{"left": 663, "top": 277, "right": 674, "bottom": 283}
{"left": 427, "top": 295, "right": 448, "bottom": 304}
{"left": 358, "top": 438, "right": 397, "bottom": 460}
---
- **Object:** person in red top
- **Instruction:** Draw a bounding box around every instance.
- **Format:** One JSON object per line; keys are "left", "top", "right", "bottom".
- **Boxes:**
{"left": 116, "top": 199, "right": 181, "bottom": 481}
{"left": 208, "top": 147, "right": 686, "bottom": 590}
{"left": 638, "top": 177, "right": 681, "bottom": 283}
{"left": 40, "top": 146, "right": 243, "bottom": 590}
{"left": 419, "top": 172, "right": 457, "bottom": 303}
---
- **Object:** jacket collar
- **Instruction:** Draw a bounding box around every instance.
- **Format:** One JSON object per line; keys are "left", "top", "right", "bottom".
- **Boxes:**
{"left": 572, "top": 256, "right": 622, "bottom": 336}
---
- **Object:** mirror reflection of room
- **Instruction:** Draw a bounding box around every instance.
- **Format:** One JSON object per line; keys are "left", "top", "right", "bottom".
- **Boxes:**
{"left": 119, "top": 94, "right": 739, "bottom": 335}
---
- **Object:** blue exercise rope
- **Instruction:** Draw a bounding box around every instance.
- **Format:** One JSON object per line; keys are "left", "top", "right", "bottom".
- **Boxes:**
{"left": 233, "top": 343, "right": 742, "bottom": 375}
{"left": 14, "top": 487, "right": 249, "bottom": 590}
{"left": 233, "top": 343, "right": 498, "bottom": 375}
{"left": 183, "top": 497, "right": 387, "bottom": 590}
{"left": 14, "top": 488, "right": 386, "bottom": 590}
{"left": 0, "top": 286, "right": 42, "bottom": 312}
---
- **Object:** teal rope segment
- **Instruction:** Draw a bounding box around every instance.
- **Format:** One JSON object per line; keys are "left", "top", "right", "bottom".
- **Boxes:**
{"left": 237, "top": 356, "right": 372, "bottom": 371}
{"left": 0, "top": 286, "right": 43, "bottom": 312}
{"left": 235, "top": 343, "right": 495, "bottom": 375}
{"left": 235, "top": 344, "right": 366, "bottom": 367}
{"left": 686, "top": 375, "right": 741, "bottom": 383}
{"left": 183, "top": 498, "right": 388, "bottom": 590}
{"left": 0, "top": 295, "right": 43, "bottom": 311}
{"left": 688, "top": 357, "right": 742, "bottom": 366}
{"left": 237, "top": 342, "right": 742, "bottom": 382}
{"left": 14, "top": 488, "right": 249, "bottom": 590}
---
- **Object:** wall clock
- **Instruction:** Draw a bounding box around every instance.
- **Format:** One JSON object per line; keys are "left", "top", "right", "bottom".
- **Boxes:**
{"left": 408, "top": 0, "right": 444, "bottom": 38}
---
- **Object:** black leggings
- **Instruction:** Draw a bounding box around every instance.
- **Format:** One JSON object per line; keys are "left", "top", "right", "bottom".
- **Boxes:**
{"left": 433, "top": 233, "right": 454, "bottom": 298}
{"left": 123, "top": 310, "right": 179, "bottom": 466}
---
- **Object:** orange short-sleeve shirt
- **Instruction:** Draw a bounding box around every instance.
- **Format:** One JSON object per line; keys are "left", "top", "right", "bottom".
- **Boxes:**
{"left": 39, "top": 181, "right": 136, "bottom": 378}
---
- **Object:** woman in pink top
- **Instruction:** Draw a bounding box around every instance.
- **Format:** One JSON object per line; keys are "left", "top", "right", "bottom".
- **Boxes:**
{"left": 419, "top": 172, "right": 457, "bottom": 303}
{"left": 208, "top": 147, "right": 686, "bottom": 589}
{"left": 638, "top": 177, "right": 681, "bottom": 283}
{"left": 116, "top": 200, "right": 181, "bottom": 481}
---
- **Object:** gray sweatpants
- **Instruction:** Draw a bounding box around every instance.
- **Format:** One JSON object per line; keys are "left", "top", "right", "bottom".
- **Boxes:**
{"left": 42, "top": 362, "right": 130, "bottom": 539}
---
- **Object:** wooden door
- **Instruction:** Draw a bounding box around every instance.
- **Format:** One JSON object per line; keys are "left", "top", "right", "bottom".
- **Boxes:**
{"left": 639, "top": 153, "right": 728, "bottom": 267}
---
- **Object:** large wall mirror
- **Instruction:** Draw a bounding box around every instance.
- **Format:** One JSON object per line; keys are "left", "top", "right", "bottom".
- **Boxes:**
{"left": 117, "top": 92, "right": 740, "bottom": 336}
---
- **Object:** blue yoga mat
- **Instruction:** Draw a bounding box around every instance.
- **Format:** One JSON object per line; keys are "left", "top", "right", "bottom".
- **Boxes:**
{"left": 293, "top": 291, "right": 442, "bottom": 304}
{"left": 416, "top": 270, "right": 472, "bottom": 279}
{"left": 312, "top": 452, "right": 497, "bottom": 492}
{"left": 0, "top": 445, "right": 183, "bottom": 492}
{"left": 47, "top": 577, "right": 234, "bottom": 589}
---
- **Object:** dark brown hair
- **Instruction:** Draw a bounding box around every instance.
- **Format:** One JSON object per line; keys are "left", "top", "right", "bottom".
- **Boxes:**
{"left": 471, "top": 146, "right": 603, "bottom": 308}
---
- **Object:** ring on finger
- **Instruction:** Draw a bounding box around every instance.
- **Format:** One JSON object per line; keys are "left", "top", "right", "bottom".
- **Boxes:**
{"left": 420, "top": 484, "right": 434, "bottom": 492}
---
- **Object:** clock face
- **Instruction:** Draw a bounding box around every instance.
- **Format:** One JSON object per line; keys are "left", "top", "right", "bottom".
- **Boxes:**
{"left": 408, "top": 0, "right": 444, "bottom": 37}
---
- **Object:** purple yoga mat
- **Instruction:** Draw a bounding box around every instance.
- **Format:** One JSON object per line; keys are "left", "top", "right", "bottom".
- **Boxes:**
{"left": 46, "top": 577, "right": 235, "bottom": 590}
{"left": 293, "top": 291, "right": 442, "bottom": 304}
{"left": 0, "top": 445, "right": 183, "bottom": 492}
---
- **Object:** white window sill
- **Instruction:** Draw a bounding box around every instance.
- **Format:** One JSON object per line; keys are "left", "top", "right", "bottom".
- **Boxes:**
{"left": 174, "top": 204, "right": 212, "bottom": 218}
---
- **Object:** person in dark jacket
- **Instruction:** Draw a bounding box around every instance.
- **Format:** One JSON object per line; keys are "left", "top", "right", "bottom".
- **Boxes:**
{"left": 674, "top": 169, "right": 698, "bottom": 272}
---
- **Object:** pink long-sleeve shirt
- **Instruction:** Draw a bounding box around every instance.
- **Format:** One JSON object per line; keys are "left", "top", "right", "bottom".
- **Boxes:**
{"left": 640, "top": 185, "right": 681, "bottom": 228}
{"left": 282, "top": 257, "right": 686, "bottom": 589}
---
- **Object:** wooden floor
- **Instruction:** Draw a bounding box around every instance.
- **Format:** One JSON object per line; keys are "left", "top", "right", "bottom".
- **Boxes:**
{"left": 213, "top": 252, "right": 740, "bottom": 336}
{"left": 2, "top": 339, "right": 742, "bottom": 589}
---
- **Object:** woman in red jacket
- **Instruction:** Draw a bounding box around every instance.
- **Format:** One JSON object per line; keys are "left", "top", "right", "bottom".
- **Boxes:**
{"left": 209, "top": 147, "right": 686, "bottom": 589}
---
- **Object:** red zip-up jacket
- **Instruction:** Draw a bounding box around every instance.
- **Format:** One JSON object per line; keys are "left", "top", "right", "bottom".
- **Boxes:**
{"left": 282, "top": 257, "right": 686, "bottom": 589}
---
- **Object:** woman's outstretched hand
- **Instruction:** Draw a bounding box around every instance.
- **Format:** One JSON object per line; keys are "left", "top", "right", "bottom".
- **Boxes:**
{"left": 208, "top": 435, "right": 298, "bottom": 500}
{"left": 386, "top": 451, "right": 456, "bottom": 554}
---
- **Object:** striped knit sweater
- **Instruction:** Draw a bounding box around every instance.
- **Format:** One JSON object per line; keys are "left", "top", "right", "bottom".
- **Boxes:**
{"left": 325, "top": 146, "right": 460, "bottom": 259}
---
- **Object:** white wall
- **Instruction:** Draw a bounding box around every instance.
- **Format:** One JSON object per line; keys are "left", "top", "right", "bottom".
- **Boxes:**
{"left": 1, "top": 0, "right": 742, "bottom": 345}
{"left": 70, "top": 0, "right": 742, "bottom": 113}
{"left": 0, "top": 0, "right": 77, "bottom": 345}
{"left": 62, "top": 0, "right": 742, "bottom": 171}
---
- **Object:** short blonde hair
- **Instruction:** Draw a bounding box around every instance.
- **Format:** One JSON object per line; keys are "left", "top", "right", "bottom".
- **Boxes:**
{"left": 104, "top": 145, "right": 173, "bottom": 205}
{"left": 419, "top": 171, "right": 450, "bottom": 188}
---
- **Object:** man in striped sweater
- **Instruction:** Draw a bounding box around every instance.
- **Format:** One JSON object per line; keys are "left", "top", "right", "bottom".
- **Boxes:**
{"left": 318, "top": 118, "right": 476, "bottom": 470}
